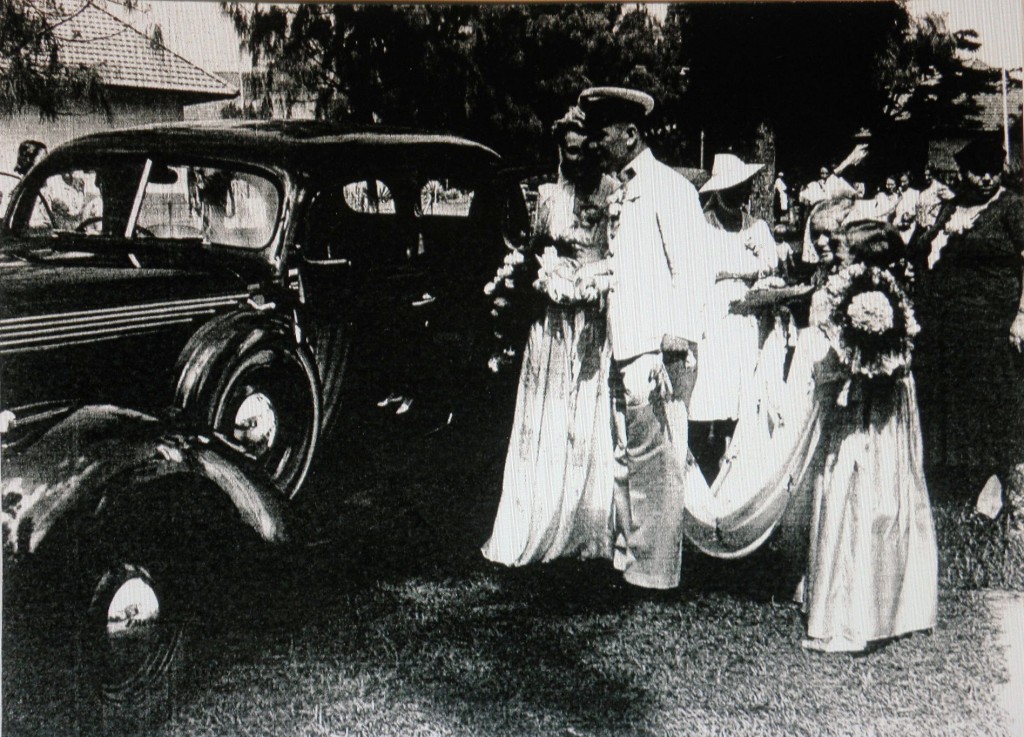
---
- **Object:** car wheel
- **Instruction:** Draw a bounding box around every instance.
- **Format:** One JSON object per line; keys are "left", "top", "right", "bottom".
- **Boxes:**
{"left": 208, "top": 342, "right": 321, "bottom": 499}
{"left": 176, "top": 317, "right": 322, "bottom": 500}
{"left": 75, "top": 558, "right": 188, "bottom": 735}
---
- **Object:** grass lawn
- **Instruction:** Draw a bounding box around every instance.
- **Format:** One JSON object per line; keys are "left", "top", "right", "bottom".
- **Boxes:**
{"left": 152, "top": 406, "right": 1013, "bottom": 737}
{"left": 158, "top": 572, "right": 1007, "bottom": 737}
{"left": 3, "top": 400, "right": 1018, "bottom": 737}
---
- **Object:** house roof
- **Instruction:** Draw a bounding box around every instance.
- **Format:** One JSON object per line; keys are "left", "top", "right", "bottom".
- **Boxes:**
{"left": 953, "top": 58, "right": 1024, "bottom": 132}
{"left": 48, "top": 2, "right": 236, "bottom": 101}
{"left": 968, "top": 86, "right": 1024, "bottom": 132}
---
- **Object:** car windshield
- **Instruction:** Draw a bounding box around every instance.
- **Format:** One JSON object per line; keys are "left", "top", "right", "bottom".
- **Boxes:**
{"left": 13, "top": 159, "right": 281, "bottom": 249}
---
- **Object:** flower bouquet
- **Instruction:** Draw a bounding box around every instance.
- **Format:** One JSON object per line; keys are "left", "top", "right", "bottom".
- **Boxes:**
{"left": 821, "top": 264, "right": 919, "bottom": 381}
{"left": 483, "top": 239, "right": 536, "bottom": 374}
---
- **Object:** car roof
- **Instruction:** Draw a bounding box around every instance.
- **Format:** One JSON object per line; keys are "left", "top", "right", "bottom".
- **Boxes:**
{"left": 46, "top": 120, "right": 505, "bottom": 177}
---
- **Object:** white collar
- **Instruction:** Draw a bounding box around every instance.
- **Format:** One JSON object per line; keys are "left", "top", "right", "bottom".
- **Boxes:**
{"left": 618, "top": 148, "right": 654, "bottom": 184}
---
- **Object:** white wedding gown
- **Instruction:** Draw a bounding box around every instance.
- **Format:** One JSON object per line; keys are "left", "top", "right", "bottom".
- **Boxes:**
{"left": 682, "top": 317, "right": 818, "bottom": 558}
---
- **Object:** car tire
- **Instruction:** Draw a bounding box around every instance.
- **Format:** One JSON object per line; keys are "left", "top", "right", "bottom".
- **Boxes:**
{"left": 175, "top": 314, "right": 322, "bottom": 499}
{"left": 73, "top": 555, "right": 189, "bottom": 736}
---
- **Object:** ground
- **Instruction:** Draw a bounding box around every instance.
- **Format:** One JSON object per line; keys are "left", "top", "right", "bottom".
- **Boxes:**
{"left": 2, "top": 393, "right": 1019, "bottom": 737}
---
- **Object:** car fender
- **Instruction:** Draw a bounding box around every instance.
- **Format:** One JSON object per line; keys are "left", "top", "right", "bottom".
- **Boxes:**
{"left": 174, "top": 308, "right": 303, "bottom": 409}
{"left": 173, "top": 307, "right": 323, "bottom": 498}
{"left": 1, "top": 404, "right": 289, "bottom": 555}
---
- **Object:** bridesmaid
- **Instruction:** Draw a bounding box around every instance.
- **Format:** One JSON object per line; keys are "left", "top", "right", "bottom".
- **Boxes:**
{"left": 481, "top": 106, "right": 619, "bottom": 566}
{"left": 683, "top": 221, "right": 938, "bottom": 653}
{"left": 688, "top": 153, "right": 779, "bottom": 482}
{"left": 800, "top": 222, "right": 938, "bottom": 652}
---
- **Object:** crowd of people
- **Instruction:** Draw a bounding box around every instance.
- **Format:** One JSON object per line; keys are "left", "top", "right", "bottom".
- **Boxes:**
{"left": 482, "top": 86, "right": 1023, "bottom": 654}
{"left": 773, "top": 158, "right": 960, "bottom": 248}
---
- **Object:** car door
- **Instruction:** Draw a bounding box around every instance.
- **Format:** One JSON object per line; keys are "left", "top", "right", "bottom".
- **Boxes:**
{"left": 296, "top": 172, "right": 431, "bottom": 417}
{"left": 409, "top": 167, "right": 531, "bottom": 414}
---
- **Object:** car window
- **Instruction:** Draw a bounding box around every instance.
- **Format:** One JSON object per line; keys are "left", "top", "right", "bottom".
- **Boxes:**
{"left": 304, "top": 178, "right": 413, "bottom": 264}
{"left": 419, "top": 179, "right": 474, "bottom": 217}
{"left": 27, "top": 169, "right": 104, "bottom": 234}
{"left": 15, "top": 161, "right": 279, "bottom": 249}
{"left": 341, "top": 180, "right": 395, "bottom": 215}
{"left": 139, "top": 166, "right": 279, "bottom": 248}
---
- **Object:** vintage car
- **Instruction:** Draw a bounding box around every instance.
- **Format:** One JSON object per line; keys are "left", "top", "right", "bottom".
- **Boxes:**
{"left": 0, "top": 120, "right": 529, "bottom": 733}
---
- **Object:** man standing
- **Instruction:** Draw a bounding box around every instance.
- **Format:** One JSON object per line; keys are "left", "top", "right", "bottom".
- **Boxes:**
{"left": 773, "top": 170, "right": 790, "bottom": 223}
{"left": 579, "top": 87, "right": 714, "bottom": 590}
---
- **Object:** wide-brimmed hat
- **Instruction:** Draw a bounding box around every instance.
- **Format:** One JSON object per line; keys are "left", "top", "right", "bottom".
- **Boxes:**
{"left": 954, "top": 137, "right": 1006, "bottom": 174}
{"left": 577, "top": 87, "right": 655, "bottom": 129}
{"left": 699, "top": 153, "right": 764, "bottom": 193}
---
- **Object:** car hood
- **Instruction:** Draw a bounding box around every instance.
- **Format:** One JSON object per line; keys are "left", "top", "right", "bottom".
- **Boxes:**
{"left": 0, "top": 237, "right": 251, "bottom": 320}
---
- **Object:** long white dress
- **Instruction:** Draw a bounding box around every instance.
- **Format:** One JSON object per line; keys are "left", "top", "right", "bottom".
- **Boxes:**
{"left": 481, "top": 177, "right": 618, "bottom": 565}
{"left": 683, "top": 291, "right": 938, "bottom": 651}
{"left": 689, "top": 212, "right": 778, "bottom": 423}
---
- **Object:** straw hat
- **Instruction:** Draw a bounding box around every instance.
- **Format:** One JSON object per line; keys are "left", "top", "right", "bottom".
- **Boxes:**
{"left": 699, "top": 153, "right": 764, "bottom": 193}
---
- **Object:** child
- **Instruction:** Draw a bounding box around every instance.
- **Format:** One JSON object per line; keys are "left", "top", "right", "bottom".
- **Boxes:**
{"left": 797, "top": 221, "right": 938, "bottom": 652}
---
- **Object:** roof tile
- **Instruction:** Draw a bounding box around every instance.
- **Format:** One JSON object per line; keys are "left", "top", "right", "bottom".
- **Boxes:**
{"left": 49, "top": 2, "right": 236, "bottom": 99}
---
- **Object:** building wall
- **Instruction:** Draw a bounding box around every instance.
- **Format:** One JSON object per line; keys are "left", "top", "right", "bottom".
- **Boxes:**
{"left": 0, "top": 89, "right": 188, "bottom": 173}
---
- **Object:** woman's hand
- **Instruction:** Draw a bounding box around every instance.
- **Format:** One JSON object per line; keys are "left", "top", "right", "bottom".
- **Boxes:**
{"left": 1011, "top": 311, "right": 1024, "bottom": 353}
{"left": 574, "top": 259, "right": 614, "bottom": 303}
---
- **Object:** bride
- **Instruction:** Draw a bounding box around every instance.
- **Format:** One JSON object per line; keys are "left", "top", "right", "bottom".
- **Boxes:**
{"left": 481, "top": 107, "right": 619, "bottom": 566}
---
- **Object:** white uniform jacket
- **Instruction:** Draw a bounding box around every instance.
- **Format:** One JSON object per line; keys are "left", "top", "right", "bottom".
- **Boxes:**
{"left": 605, "top": 148, "right": 715, "bottom": 362}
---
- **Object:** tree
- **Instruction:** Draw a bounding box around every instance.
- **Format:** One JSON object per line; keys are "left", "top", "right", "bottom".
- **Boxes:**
{"left": 0, "top": 0, "right": 111, "bottom": 119}
{"left": 670, "top": 1, "right": 997, "bottom": 215}
{"left": 674, "top": 2, "right": 909, "bottom": 176}
{"left": 877, "top": 11, "right": 993, "bottom": 130}
{"left": 223, "top": 4, "right": 689, "bottom": 165}
{"left": 225, "top": 2, "right": 991, "bottom": 184}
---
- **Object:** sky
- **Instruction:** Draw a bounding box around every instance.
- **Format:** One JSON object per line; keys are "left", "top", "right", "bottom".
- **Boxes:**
{"left": 126, "top": 1, "right": 1024, "bottom": 77}
{"left": 907, "top": 0, "right": 1023, "bottom": 70}
{"left": 120, "top": 1, "right": 250, "bottom": 74}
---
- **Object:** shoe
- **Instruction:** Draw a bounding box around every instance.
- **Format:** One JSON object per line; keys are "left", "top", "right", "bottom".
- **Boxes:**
{"left": 426, "top": 412, "right": 454, "bottom": 435}
{"left": 801, "top": 636, "right": 867, "bottom": 653}
{"left": 395, "top": 398, "right": 414, "bottom": 415}
{"left": 377, "top": 393, "right": 403, "bottom": 408}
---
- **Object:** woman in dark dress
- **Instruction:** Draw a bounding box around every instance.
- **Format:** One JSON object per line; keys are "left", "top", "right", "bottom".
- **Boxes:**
{"left": 912, "top": 139, "right": 1024, "bottom": 507}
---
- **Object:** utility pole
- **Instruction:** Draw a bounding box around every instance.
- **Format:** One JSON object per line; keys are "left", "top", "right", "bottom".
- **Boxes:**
{"left": 1002, "top": 67, "right": 1010, "bottom": 164}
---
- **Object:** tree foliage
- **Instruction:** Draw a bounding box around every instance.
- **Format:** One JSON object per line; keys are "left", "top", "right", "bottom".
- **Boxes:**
{"left": 674, "top": 3, "right": 910, "bottom": 171}
{"left": 877, "top": 11, "right": 994, "bottom": 131}
{"left": 224, "top": 3, "right": 687, "bottom": 163}
{"left": 225, "top": 2, "right": 989, "bottom": 173}
{"left": 0, "top": 0, "right": 111, "bottom": 119}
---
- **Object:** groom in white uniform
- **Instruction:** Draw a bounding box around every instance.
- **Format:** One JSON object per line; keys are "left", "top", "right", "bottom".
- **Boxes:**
{"left": 579, "top": 87, "right": 715, "bottom": 589}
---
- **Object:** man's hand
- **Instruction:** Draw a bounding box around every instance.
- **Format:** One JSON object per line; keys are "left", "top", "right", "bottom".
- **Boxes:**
{"left": 661, "top": 335, "right": 698, "bottom": 373}
{"left": 1011, "top": 312, "right": 1024, "bottom": 353}
{"left": 660, "top": 334, "right": 693, "bottom": 354}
